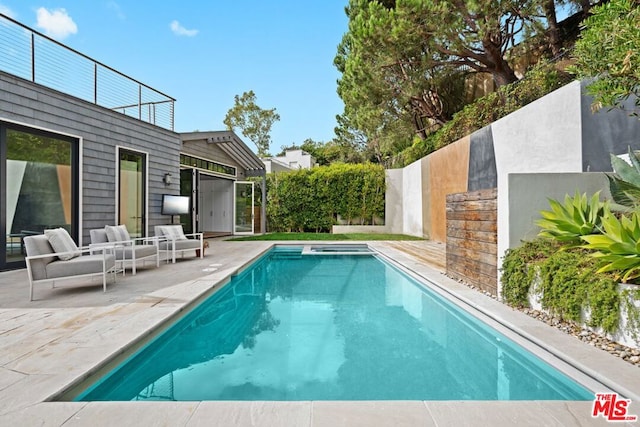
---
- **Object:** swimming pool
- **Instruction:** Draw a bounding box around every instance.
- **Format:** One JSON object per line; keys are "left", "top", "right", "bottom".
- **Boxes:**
{"left": 75, "top": 245, "right": 594, "bottom": 401}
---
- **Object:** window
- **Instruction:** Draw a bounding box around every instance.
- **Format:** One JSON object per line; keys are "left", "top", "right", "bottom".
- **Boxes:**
{"left": 118, "top": 148, "right": 147, "bottom": 238}
{"left": 180, "top": 154, "right": 236, "bottom": 177}
{"left": 2, "top": 123, "right": 78, "bottom": 268}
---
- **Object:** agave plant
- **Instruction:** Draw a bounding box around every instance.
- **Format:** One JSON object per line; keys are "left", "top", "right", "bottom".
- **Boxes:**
{"left": 607, "top": 147, "right": 640, "bottom": 210}
{"left": 581, "top": 208, "right": 640, "bottom": 283}
{"left": 536, "top": 191, "right": 606, "bottom": 244}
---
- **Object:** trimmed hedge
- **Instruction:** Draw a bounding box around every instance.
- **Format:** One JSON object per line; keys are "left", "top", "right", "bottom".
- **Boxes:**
{"left": 266, "top": 163, "right": 385, "bottom": 232}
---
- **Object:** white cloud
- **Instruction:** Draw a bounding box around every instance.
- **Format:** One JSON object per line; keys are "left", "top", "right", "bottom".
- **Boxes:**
{"left": 35, "top": 7, "right": 77, "bottom": 40}
{"left": 0, "top": 4, "right": 16, "bottom": 18}
{"left": 170, "top": 20, "right": 198, "bottom": 37}
{"left": 106, "top": 1, "right": 125, "bottom": 20}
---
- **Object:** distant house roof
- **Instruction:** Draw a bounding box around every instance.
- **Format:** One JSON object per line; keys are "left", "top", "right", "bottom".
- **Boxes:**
{"left": 180, "top": 130, "right": 265, "bottom": 175}
{"left": 261, "top": 156, "right": 294, "bottom": 173}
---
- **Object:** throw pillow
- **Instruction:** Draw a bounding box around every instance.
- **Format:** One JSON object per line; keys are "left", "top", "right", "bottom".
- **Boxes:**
{"left": 105, "top": 225, "right": 131, "bottom": 243}
{"left": 160, "top": 225, "right": 187, "bottom": 241}
{"left": 44, "top": 228, "right": 80, "bottom": 261}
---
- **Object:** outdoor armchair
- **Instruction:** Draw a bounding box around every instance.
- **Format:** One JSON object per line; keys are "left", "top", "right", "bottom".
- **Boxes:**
{"left": 153, "top": 225, "right": 203, "bottom": 263}
{"left": 89, "top": 225, "right": 159, "bottom": 275}
{"left": 24, "top": 230, "right": 117, "bottom": 301}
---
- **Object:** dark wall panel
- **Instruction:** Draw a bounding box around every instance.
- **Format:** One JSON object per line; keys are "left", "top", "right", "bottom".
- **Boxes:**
{"left": 581, "top": 81, "right": 640, "bottom": 172}
{"left": 467, "top": 126, "right": 497, "bottom": 191}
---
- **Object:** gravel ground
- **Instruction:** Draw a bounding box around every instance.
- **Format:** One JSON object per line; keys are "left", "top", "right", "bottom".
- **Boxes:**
{"left": 457, "top": 280, "right": 640, "bottom": 368}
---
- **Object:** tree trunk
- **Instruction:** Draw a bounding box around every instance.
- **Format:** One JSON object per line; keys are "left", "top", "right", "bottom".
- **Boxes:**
{"left": 482, "top": 35, "right": 519, "bottom": 87}
{"left": 543, "top": 0, "right": 562, "bottom": 57}
{"left": 580, "top": 0, "right": 593, "bottom": 17}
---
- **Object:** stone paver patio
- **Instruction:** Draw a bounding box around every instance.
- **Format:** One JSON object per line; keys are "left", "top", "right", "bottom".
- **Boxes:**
{"left": 0, "top": 240, "right": 639, "bottom": 426}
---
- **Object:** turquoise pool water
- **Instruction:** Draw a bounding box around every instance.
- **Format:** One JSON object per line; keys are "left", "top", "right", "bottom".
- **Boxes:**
{"left": 76, "top": 246, "right": 593, "bottom": 401}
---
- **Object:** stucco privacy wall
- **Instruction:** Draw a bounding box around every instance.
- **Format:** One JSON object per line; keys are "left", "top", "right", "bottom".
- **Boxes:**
{"left": 402, "top": 159, "right": 424, "bottom": 237}
{"left": 508, "top": 172, "right": 611, "bottom": 247}
{"left": 386, "top": 81, "right": 640, "bottom": 262}
{"left": 492, "top": 80, "right": 584, "bottom": 272}
{"left": 0, "top": 71, "right": 181, "bottom": 245}
{"left": 384, "top": 169, "right": 404, "bottom": 235}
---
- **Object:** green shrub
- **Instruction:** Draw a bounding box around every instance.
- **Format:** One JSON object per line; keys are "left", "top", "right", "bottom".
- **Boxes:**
{"left": 608, "top": 147, "right": 640, "bottom": 210}
{"left": 501, "top": 239, "right": 621, "bottom": 333}
{"left": 535, "top": 192, "right": 606, "bottom": 244}
{"left": 581, "top": 209, "right": 640, "bottom": 283}
{"left": 540, "top": 248, "right": 620, "bottom": 332}
{"left": 500, "top": 238, "right": 559, "bottom": 307}
{"left": 266, "top": 163, "right": 385, "bottom": 232}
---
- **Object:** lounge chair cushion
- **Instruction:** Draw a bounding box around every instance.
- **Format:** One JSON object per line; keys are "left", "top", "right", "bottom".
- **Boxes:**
{"left": 24, "top": 235, "right": 57, "bottom": 280}
{"left": 105, "top": 224, "right": 131, "bottom": 243}
{"left": 158, "top": 239, "right": 201, "bottom": 251}
{"left": 90, "top": 229, "right": 109, "bottom": 244}
{"left": 158, "top": 225, "right": 187, "bottom": 241}
{"left": 46, "top": 254, "right": 116, "bottom": 279}
{"left": 44, "top": 228, "right": 80, "bottom": 261}
{"left": 116, "top": 244, "right": 157, "bottom": 260}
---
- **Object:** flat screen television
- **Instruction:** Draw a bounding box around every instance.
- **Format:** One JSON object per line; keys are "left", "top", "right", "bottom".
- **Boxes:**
{"left": 161, "top": 194, "right": 190, "bottom": 215}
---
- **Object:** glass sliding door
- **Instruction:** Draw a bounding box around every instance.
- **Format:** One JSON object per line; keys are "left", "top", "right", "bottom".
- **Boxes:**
{"left": 2, "top": 124, "right": 78, "bottom": 269}
{"left": 234, "top": 181, "right": 254, "bottom": 234}
{"left": 118, "top": 148, "right": 146, "bottom": 238}
{"left": 180, "top": 168, "right": 195, "bottom": 234}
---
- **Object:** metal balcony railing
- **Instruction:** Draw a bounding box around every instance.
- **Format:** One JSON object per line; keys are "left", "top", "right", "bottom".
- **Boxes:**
{"left": 0, "top": 13, "right": 175, "bottom": 131}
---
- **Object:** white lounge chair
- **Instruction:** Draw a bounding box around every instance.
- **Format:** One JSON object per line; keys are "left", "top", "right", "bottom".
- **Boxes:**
{"left": 89, "top": 225, "right": 159, "bottom": 275}
{"left": 24, "top": 229, "right": 117, "bottom": 301}
{"left": 154, "top": 225, "right": 203, "bottom": 263}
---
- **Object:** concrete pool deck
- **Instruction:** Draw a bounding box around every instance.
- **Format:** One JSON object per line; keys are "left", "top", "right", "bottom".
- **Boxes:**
{"left": 0, "top": 240, "right": 638, "bottom": 426}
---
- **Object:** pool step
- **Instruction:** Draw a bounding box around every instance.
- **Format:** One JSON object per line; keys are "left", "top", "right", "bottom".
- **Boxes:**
{"left": 301, "top": 244, "right": 375, "bottom": 255}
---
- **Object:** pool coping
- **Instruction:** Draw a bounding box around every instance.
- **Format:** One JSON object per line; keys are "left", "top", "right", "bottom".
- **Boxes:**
{"left": 1, "top": 240, "right": 639, "bottom": 426}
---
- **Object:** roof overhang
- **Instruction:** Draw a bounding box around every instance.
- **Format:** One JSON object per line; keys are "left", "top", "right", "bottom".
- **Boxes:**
{"left": 180, "top": 130, "right": 265, "bottom": 175}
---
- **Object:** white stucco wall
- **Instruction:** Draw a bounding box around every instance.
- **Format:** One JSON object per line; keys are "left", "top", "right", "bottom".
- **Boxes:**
{"left": 402, "top": 159, "right": 424, "bottom": 237}
{"left": 492, "top": 80, "right": 584, "bottom": 272}
{"left": 385, "top": 169, "right": 404, "bottom": 235}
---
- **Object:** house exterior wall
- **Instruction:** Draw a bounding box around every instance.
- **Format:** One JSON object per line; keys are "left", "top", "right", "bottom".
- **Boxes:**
{"left": 262, "top": 158, "right": 293, "bottom": 174}
{"left": 0, "top": 71, "right": 181, "bottom": 245}
{"left": 272, "top": 149, "right": 315, "bottom": 169}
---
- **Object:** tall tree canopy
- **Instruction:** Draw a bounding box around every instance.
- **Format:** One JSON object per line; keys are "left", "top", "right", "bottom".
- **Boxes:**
{"left": 334, "top": 0, "right": 591, "bottom": 162}
{"left": 223, "top": 91, "right": 280, "bottom": 156}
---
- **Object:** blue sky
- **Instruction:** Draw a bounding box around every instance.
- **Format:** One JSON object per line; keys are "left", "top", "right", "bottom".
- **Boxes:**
{"left": 0, "top": 1, "right": 348, "bottom": 154}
